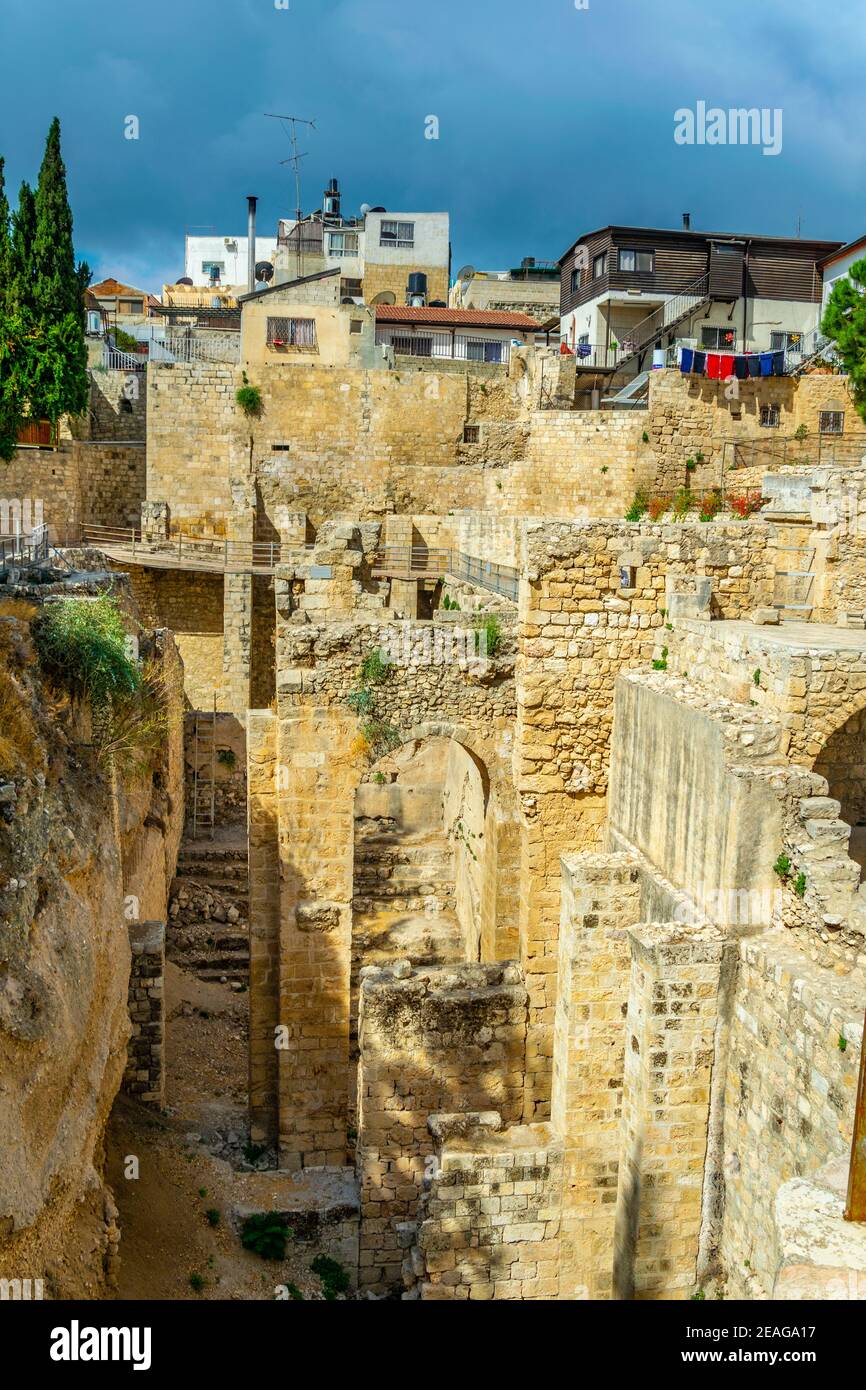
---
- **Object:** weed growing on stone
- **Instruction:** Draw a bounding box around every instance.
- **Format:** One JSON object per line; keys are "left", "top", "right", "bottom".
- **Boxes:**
{"left": 311, "top": 1254, "right": 350, "bottom": 1300}
{"left": 241, "top": 1213, "right": 293, "bottom": 1261}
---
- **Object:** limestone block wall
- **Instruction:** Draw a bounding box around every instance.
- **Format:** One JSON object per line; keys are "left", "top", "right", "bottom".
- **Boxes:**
{"left": 720, "top": 932, "right": 863, "bottom": 1297}
{"left": 613, "top": 922, "right": 732, "bottom": 1301}
{"left": 247, "top": 712, "right": 280, "bottom": 1144}
{"left": 552, "top": 853, "right": 641, "bottom": 1299}
{"left": 356, "top": 963, "right": 527, "bottom": 1292}
{"left": 514, "top": 518, "right": 774, "bottom": 1122}
{"left": 118, "top": 566, "right": 225, "bottom": 711}
{"left": 123, "top": 921, "right": 165, "bottom": 1107}
{"left": 0, "top": 440, "right": 145, "bottom": 540}
{"left": 643, "top": 369, "right": 866, "bottom": 494}
{"left": 87, "top": 367, "right": 148, "bottom": 443}
{"left": 411, "top": 1120, "right": 563, "bottom": 1300}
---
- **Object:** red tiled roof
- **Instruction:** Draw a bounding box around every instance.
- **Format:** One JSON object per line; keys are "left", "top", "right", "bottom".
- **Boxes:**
{"left": 374, "top": 305, "right": 542, "bottom": 331}
{"left": 90, "top": 277, "right": 149, "bottom": 299}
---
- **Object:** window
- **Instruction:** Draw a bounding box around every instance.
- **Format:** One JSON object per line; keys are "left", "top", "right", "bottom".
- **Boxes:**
{"left": 819, "top": 411, "right": 844, "bottom": 435}
{"left": 465, "top": 339, "right": 504, "bottom": 364}
{"left": 202, "top": 261, "right": 225, "bottom": 280}
{"left": 340, "top": 278, "right": 363, "bottom": 300}
{"left": 570, "top": 268, "right": 581, "bottom": 294}
{"left": 592, "top": 252, "right": 607, "bottom": 280}
{"left": 701, "top": 326, "right": 737, "bottom": 350}
{"left": 349, "top": 319, "right": 363, "bottom": 335}
{"left": 619, "top": 249, "right": 654, "bottom": 274}
{"left": 770, "top": 331, "right": 804, "bottom": 353}
{"left": 463, "top": 424, "right": 480, "bottom": 444}
{"left": 328, "top": 232, "right": 359, "bottom": 257}
{"left": 267, "top": 316, "right": 317, "bottom": 349}
{"left": 380, "top": 219, "right": 415, "bottom": 249}
{"left": 760, "top": 404, "right": 780, "bottom": 428}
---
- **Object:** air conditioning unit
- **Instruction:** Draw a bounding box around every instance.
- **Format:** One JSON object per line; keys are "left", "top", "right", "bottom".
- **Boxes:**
{"left": 224, "top": 238, "right": 238, "bottom": 251}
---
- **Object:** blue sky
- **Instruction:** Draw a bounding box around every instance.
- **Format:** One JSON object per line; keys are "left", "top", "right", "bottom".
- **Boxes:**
{"left": 1, "top": 0, "right": 864, "bottom": 292}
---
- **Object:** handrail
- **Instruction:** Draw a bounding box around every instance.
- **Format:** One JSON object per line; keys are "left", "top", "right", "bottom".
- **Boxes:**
{"left": 372, "top": 545, "right": 519, "bottom": 601}
{"left": 616, "top": 272, "right": 710, "bottom": 360}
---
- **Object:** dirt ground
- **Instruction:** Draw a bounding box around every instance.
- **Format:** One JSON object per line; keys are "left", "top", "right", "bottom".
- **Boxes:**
{"left": 105, "top": 961, "right": 340, "bottom": 1301}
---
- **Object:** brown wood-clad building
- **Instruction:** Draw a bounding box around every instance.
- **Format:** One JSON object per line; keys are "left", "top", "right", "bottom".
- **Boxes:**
{"left": 559, "top": 225, "right": 839, "bottom": 319}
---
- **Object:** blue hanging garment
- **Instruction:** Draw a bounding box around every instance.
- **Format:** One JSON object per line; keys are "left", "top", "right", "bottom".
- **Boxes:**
{"left": 759, "top": 352, "right": 774, "bottom": 376}
{"left": 747, "top": 355, "right": 761, "bottom": 378}
{"left": 680, "top": 347, "right": 694, "bottom": 374}
{"left": 691, "top": 350, "right": 707, "bottom": 375}
{"left": 772, "top": 349, "right": 785, "bottom": 375}
{"left": 734, "top": 356, "right": 749, "bottom": 380}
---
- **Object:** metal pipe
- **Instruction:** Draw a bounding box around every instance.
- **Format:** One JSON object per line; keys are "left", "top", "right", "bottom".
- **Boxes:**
{"left": 247, "top": 196, "right": 258, "bottom": 295}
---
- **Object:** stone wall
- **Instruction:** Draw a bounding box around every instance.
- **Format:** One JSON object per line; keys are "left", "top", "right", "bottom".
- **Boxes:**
{"left": 410, "top": 1118, "right": 562, "bottom": 1300}
{"left": 123, "top": 921, "right": 165, "bottom": 1107}
{"left": 0, "top": 440, "right": 145, "bottom": 539}
{"left": 720, "top": 932, "right": 863, "bottom": 1297}
{"left": 643, "top": 369, "right": 866, "bottom": 494}
{"left": 514, "top": 518, "right": 775, "bottom": 1122}
{"left": 356, "top": 962, "right": 527, "bottom": 1292}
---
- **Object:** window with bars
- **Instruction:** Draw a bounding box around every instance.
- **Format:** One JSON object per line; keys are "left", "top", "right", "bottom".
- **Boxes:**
{"left": 819, "top": 410, "right": 844, "bottom": 435}
{"left": 619, "top": 248, "right": 654, "bottom": 274}
{"left": 760, "top": 404, "right": 780, "bottom": 428}
{"left": 463, "top": 424, "right": 480, "bottom": 444}
{"left": 391, "top": 333, "right": 433, "bottom": 356}
{"left": 465, "top": 339, "right": 504, "bottom": 364}
{"left": 380, "top": 220, "right": 415, "bottom": 249}
{"left": 701, "top": 326, "right": 737, "bottom": 350}
{"left": 267, "top": 317, "right": 317, "bottom": 349}
{"left": 770, "top": 331, "right": 804, "bottom": 352}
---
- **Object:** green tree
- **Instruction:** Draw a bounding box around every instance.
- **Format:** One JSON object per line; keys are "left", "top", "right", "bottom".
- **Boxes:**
{"left": 9, "top": 181, "right": 36, "bottom": 315}
{"left": 0, "top": 158, "right": 11, "bottom": 315}
{"left": 822, "top": 257, "right": 866, "bottom": 423}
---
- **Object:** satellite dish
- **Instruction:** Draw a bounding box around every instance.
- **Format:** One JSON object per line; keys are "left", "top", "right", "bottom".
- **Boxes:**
{"left": 456, "top": 264, "right": 476, "bottom": 283}
{"left": 360, "top": 203, "right": 371, "bottom": 216}
{"left": 177, "top": 276, "right": 193, "bottom": 286}
{"left": 255, "top": 260, "right": 275, "bottom": 283}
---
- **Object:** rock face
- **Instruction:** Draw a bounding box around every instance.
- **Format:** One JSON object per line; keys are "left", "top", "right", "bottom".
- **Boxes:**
{"left": 0, "top": 613, "right": 183, "bottom": 1298}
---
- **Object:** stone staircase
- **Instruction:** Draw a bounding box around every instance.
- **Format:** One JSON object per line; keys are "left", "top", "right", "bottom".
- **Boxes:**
{"left": 168, "top": 836, "right": 250, "bottom": 986}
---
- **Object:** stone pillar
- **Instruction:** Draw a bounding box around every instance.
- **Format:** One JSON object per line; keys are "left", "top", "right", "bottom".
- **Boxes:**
{"left": 551, "top": 852, "right": 641, "bottom": 1299}
{"left": 357, "top": 962, "right": 527, "bottom": 1294}
{"left": 410, "top": 1117, "right": 563, "bottom": 1301}
{"left": 613, "top": 923, "right": 729, "bottom": 1300}
{"left": 247, "top": 710, "right": 280, "bottom": 1144}
{"left": 141, "top": 500, "right": 170, "bottom": 542}
{"left": 223, "top": 571, "right": 253, "bottom": 714}
{"left": 388, "top": 577, "right": 419, "bottom": 619}
{"left": 275, "top": 704, "right": 358, "bottom": 1170}
{"left": 124, "top": 921, "right": 165, "bottom": 1107}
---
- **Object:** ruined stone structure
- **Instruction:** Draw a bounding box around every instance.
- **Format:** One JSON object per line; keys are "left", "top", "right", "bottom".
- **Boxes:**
{"left": 5, "top": 340, "right": 866, "bottom": 1301}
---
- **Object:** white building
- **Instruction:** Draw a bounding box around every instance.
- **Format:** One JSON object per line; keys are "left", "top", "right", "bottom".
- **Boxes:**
{"left": 184, "top": 234, "right": 279, "bottom": 289}
{"left": 820, "top": 235, "right": 866, "bottom": 312}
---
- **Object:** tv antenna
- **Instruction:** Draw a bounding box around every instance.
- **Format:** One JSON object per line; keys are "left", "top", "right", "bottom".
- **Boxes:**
{"left": 265, "top": 112, "right": 316, "bottom": 279}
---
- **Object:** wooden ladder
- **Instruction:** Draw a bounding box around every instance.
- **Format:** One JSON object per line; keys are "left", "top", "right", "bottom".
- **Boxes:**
{"left": 192, "top": 696, "right": 217, "bottom": 840}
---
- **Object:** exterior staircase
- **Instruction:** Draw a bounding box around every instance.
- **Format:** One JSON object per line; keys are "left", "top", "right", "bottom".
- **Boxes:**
{"left": 614, "top": 271, "right": 711, "bottom": 376}
{"left": 168, "top": 835, "right": 250, "bottom": 985}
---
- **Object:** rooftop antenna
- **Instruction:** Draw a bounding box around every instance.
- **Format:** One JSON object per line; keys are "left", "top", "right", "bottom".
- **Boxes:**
{"left": 265, "top": 112, "right": 316, "bottom": 280}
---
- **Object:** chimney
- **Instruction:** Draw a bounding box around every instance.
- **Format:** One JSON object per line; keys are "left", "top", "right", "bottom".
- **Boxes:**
{"left": 682, "top": 212, "right": 691, "bottom": 231}
{"left": 247, "top": 196, "right": 258, "bottom": 294}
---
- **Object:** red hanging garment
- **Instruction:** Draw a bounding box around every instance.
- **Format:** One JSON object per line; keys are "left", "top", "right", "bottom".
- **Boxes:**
{"left": 706, "top": 353, "right": 722, "bottom": 379}
{"left": 718, "top": 354, "right": 735, "bottom": 379}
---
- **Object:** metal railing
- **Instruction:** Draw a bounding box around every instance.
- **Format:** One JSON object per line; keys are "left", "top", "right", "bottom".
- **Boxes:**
{"left": 0, "top": 522, "right": 50, "bottom": 568}
{"left": 102, "top": 347, "right": 146, "bottom": 371}
{"left": 72, "top": 523, "right": 310, "bottom": 572}
{"left": 571, "top": 344, "right": 620, "bottom": 370}
{"left": 371, "top": 545, "right": 519, "bottom": 602}
{"left": 616, "top": 272, "right": 710, "bottom": 362}
{"left": 725, "top": 435, "right": 866, "bottom": 472}
{"left": 376, "top": 329, "right": 512, "bottom": 366}
{"left": 149, "top": 330, "right": 241, "bottom": 364}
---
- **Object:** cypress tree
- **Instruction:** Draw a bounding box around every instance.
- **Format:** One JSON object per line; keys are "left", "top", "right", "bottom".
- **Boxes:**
{"left": 28, "top": 119, "right": 88, "bottom": 424}
{"left": 9, "top": 180, "right": 36, "bottom": 316}
{"left": 0, "top": 158, "right": 11, "bottom": 315}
